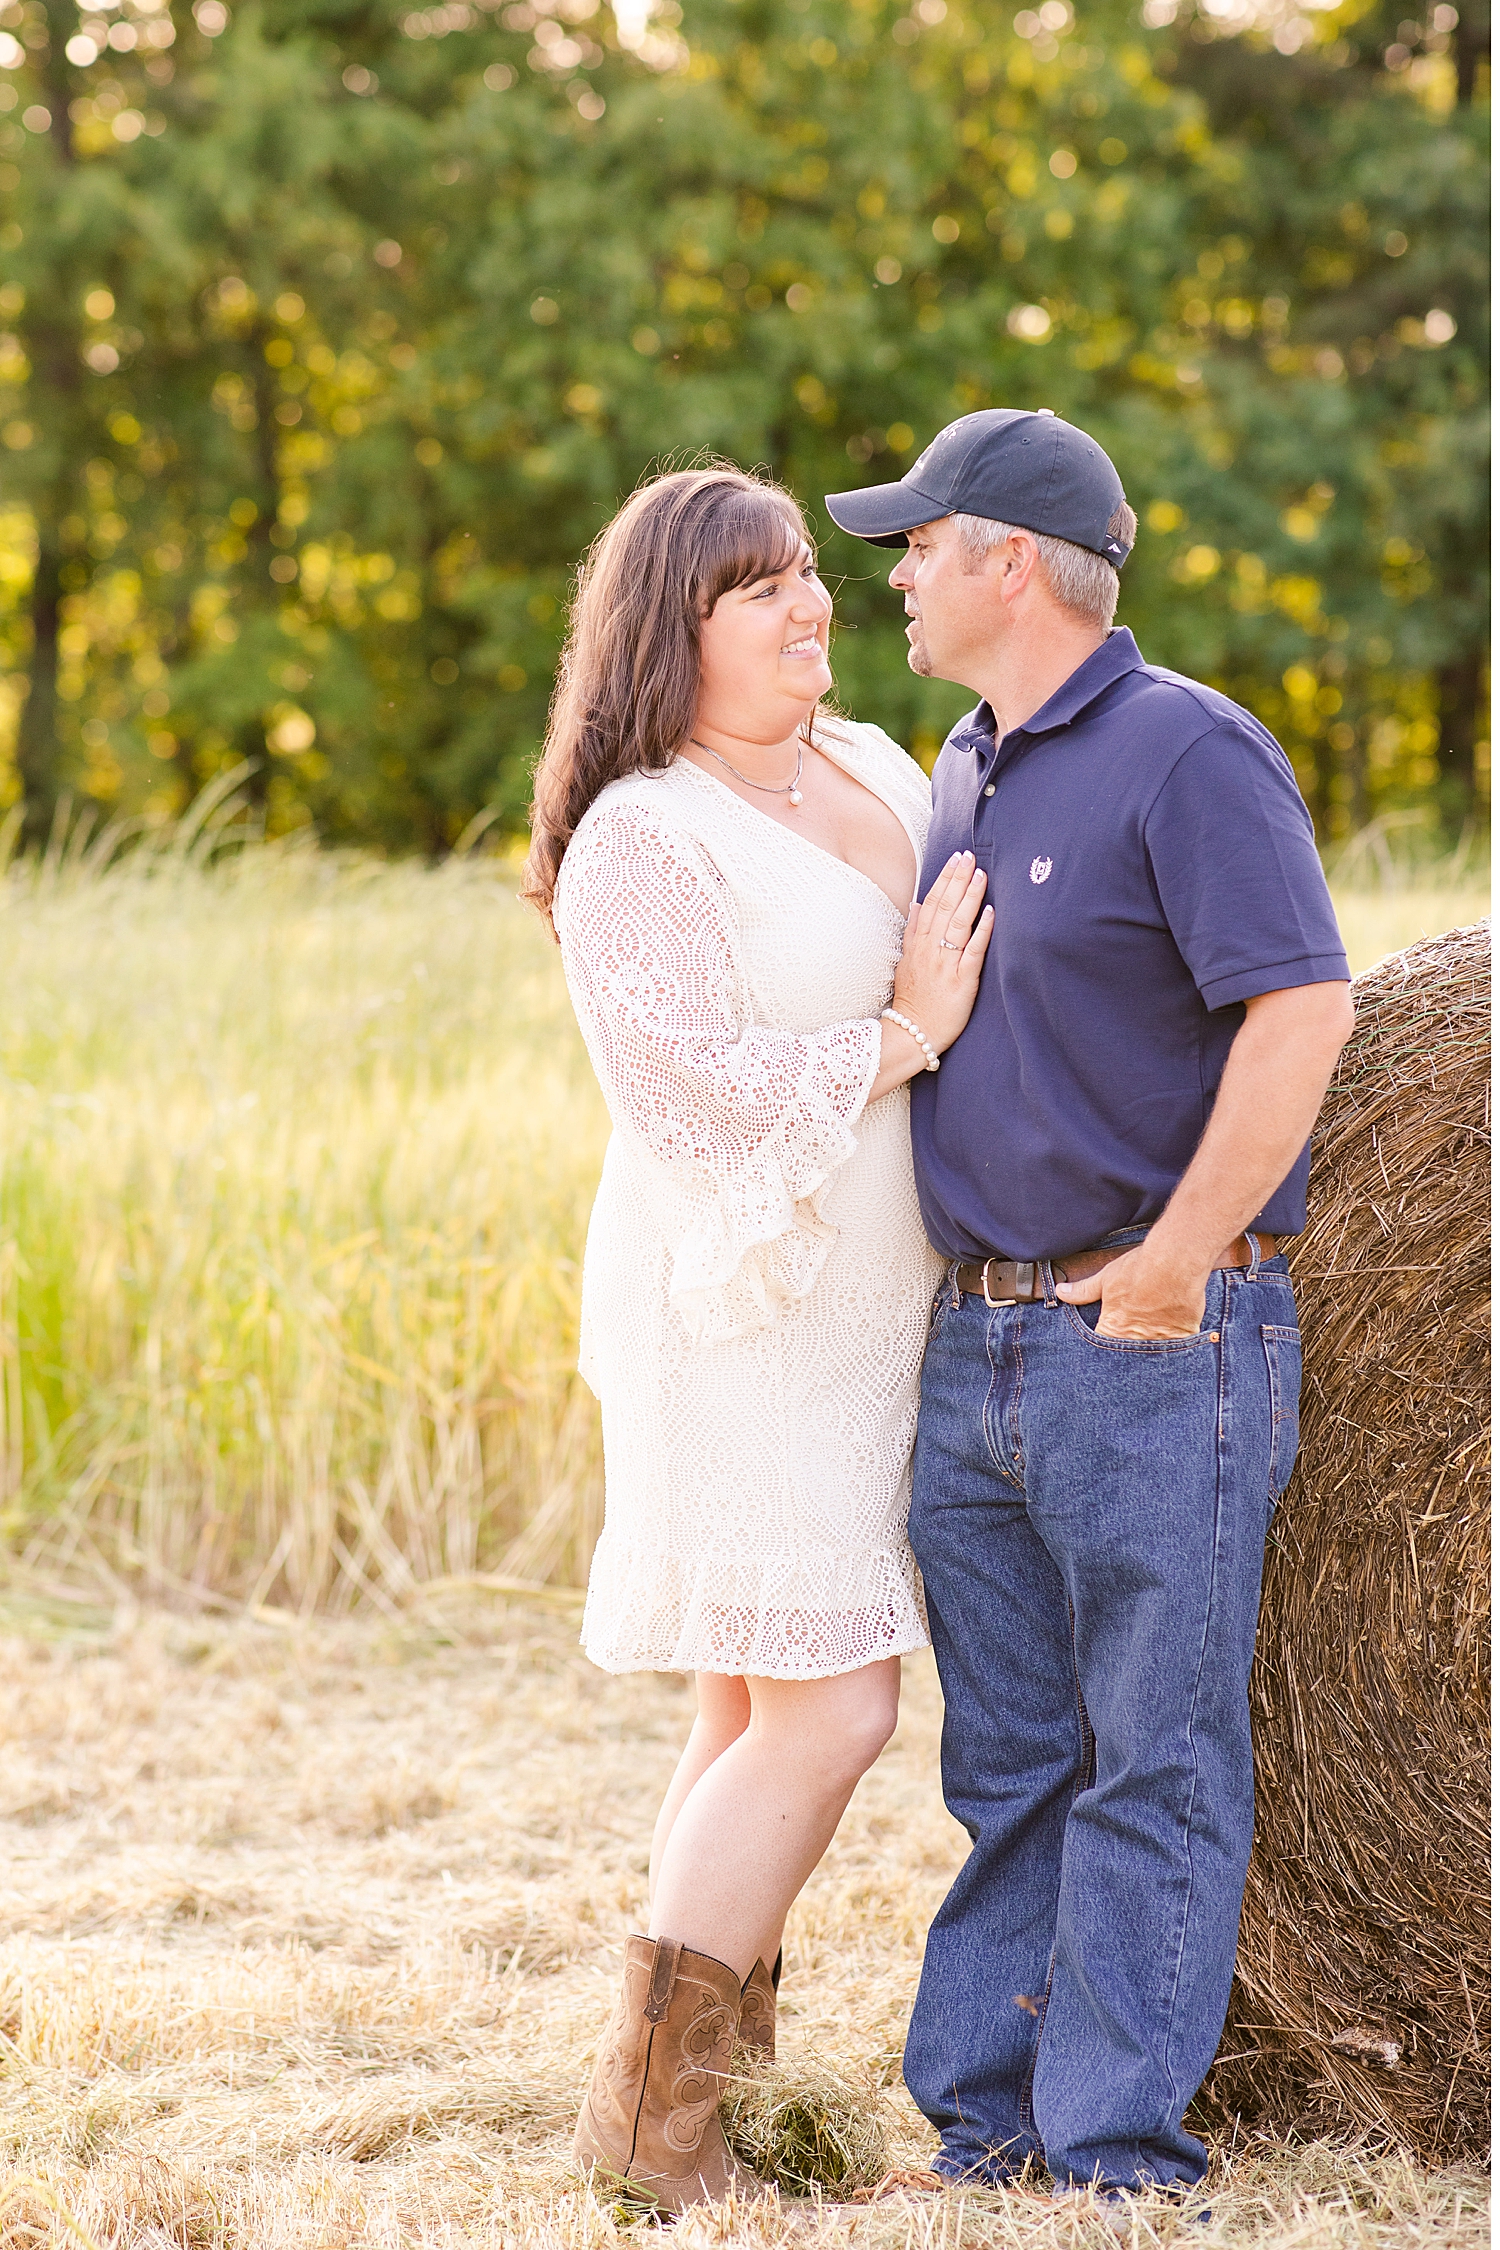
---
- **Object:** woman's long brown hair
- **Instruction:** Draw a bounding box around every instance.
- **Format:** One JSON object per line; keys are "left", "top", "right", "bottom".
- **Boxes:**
{"left": 522, "top": 465, "right": 814, "bottom": 929}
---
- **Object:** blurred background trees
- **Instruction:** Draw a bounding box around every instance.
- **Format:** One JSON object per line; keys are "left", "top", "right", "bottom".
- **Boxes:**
{"left": 0, "top": 0, "right": 1487, "bottom": 850}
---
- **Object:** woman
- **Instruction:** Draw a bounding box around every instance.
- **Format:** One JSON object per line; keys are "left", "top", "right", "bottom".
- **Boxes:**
{"left": 524, "top": 465, "right": 992, "bottom": 2214}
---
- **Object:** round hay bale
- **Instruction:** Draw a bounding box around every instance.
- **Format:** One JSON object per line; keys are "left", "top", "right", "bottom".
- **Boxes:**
{"left": 1200, "top": 920, "right": 1489, "bottom": 2160}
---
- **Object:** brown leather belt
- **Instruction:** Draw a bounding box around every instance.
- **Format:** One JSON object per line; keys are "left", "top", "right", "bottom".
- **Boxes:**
{"left": 954, "top": 1234, "right": 1279, "bottom": 1307}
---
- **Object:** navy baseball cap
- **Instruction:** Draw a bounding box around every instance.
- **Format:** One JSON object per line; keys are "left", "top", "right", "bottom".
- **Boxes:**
{"left": 825, "top": 408, "right": 1133, "bottom": 568}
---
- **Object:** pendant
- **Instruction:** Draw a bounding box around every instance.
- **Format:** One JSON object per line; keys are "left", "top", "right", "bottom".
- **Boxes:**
{"left": 788, "top": 789, "right": 803, "bottom": 806}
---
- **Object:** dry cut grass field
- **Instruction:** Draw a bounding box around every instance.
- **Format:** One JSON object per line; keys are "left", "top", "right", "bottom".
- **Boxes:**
{"left": 0, "top": 1593, "right": 1487, "bottom": 2250}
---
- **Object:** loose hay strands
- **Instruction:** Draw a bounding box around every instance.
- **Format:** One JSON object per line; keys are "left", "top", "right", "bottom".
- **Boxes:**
{"left": 721, "top": 2058, "right": 892, "bottom": 2197}
{"left": 284, "top": 2075, "right": 577, "bottom": 2163}
{"left": 1200, "top": 921, "right": 1490, "bottom": 2160}
{"left": 0, "top": 1609, "right": 1489, "bottom": 2247}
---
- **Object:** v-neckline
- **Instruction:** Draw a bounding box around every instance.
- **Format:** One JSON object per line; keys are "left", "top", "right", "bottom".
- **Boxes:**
{"left": 675, "top": 730, "right": 918, "bottom": 921}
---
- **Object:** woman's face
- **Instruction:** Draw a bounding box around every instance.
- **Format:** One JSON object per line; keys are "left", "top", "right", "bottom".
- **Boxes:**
{"left": 696, "top": 542, "right": 834, "bottom": 739}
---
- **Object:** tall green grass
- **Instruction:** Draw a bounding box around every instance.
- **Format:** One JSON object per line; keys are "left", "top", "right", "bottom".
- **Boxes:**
{"left": 0, "top": 805, "right": 607, "bottom": 1609}
{"left": 1321, "top": 812, "right": 1489, "bottom": 979}
{"left": 0, "top": 800, "right": 1487, "bottom": 1609}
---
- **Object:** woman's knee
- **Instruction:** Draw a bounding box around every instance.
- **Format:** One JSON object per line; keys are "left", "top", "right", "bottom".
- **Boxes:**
{"left": 750, "top": 1663, "right": 900, "bottom": 1784}
{"left": 839, "top": 1668, "right": 900, "bottom": 1771}
{"left": 694, "top": 1670, "right": 752, "bottom": 1753}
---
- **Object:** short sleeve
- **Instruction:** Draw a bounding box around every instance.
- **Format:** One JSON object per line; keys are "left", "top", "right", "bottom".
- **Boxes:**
{"left": 1144, "top": 722, "right": 1349, "bottom": 1012}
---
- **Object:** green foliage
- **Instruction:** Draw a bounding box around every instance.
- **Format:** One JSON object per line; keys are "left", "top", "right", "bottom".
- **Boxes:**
{"left": 0, "top": 0, "right": 1488, "bottom": 846}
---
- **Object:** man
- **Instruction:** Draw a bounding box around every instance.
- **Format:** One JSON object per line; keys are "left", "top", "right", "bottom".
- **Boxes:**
{"left": 825, "top": 411, "right": 1353, "bottom": 2206}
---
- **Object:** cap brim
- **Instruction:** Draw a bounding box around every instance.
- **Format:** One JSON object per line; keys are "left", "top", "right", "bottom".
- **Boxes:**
{"left": 824, "top": 479, "right": 950, "bottom": 548}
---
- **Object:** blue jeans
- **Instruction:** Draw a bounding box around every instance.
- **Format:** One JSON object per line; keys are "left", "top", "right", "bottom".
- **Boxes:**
{"left": 905, "top": 1237, "right": 1301, "bottom": 2194}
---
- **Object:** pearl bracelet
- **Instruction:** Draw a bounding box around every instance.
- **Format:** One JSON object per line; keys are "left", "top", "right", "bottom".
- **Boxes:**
{"left": 881, "top": 1007, "right": 940, "bottom": 1073}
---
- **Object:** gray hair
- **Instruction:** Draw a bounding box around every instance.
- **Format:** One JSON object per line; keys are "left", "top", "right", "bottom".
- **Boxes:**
{"left": 951, "top": 499, "right": 1137, "bottom": 631}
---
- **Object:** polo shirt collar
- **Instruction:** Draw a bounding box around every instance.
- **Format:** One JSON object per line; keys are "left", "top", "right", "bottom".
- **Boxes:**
{"left": 951, "top": 628, "right": 1145, "bottom": 752}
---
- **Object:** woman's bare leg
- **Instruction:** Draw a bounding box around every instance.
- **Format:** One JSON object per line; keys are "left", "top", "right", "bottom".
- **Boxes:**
{"left": 648, "top": 1658, "right": 900, "bottom": 1980}
{"left": 648, "top": 1672, "right": 751, "bottom": 1905}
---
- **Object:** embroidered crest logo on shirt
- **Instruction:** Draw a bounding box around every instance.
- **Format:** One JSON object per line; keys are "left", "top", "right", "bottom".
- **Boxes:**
{"left": 1030, "top": 857, "right": 1053, "bottom": 885}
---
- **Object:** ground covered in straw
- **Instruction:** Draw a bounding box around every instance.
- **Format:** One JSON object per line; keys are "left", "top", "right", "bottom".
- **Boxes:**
{"left": 0, "top": 1595, "right": 1485, "bottom": 2248}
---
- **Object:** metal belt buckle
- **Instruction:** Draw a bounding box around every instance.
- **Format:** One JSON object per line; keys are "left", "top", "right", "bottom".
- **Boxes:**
{"left": 982, "top": 1258, "right": 1013, "bottom": 1308}
{"left": 982, "top": 1258, "right": 1035, "bottom": 1308}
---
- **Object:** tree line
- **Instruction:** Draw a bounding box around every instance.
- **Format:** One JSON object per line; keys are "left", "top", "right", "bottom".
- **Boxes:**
{"left": 0, "top": 0, "right": 1487, "bottom": 851}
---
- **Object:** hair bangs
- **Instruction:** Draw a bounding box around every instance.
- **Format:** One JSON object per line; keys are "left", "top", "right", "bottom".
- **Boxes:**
{"left": 692, "top": 486, "right": 810, "bottom": 615}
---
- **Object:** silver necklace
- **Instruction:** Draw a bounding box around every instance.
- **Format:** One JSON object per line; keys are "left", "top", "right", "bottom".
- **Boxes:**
{"left": 690, "top": 737, "right": 804, "bottom": 807}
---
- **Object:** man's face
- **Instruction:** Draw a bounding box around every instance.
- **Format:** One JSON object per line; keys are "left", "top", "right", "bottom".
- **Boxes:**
{"left": 887, "top": 517, "right": 1007, "bottom": 692}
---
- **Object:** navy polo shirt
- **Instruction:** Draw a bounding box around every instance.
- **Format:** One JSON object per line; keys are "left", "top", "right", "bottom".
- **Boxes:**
{"left": 910, "top": 629, "right": 1349, "bottom": 1261}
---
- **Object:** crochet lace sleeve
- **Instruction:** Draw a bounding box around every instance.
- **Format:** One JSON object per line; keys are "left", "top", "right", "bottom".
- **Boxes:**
{"left": 555, "top": 803, "right": 883, "bottom": 1341}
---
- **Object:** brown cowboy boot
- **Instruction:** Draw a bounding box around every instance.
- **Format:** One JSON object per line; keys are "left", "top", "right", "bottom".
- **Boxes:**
{"left": 736, "top": 1951, "right": 780, "bottom": 2061}
{"left": 574, "top": 1934, "right": 772, "bottom": 2215}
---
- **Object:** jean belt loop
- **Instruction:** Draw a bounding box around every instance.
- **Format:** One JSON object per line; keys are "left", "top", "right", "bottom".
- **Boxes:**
{"left": 948, "top": 1258, "right": 963, "bottom": 1309}
{"left": 1040, "top": 1257, "right": 1058, "bottom": 1308}
{"left": 1244, "top": 1228, "right": 1262, "bottom": 1279}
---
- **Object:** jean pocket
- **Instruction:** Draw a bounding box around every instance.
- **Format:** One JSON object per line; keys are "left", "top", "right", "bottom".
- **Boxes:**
{"left": 928, "top": 1282, "right": 956, "bottom": 1340}
{"left": 1262, "top": 1323, "right": 1302, "bottom": 1502}
{"left": 1063, "top": 1302, "right": 1217, "bottom": 1355}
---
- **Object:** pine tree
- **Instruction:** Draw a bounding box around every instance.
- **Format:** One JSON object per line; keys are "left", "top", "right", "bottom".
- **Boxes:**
{"left": 1144, "top": 0, "right": 1489, "bottom": 827}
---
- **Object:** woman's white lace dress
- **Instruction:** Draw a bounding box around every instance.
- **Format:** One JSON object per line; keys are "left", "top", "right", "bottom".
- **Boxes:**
{"left": 554, "top": 718, "right": 943, "bottom": 1680}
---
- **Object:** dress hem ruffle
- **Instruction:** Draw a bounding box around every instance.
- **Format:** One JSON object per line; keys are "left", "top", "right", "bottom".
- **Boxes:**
{"left": 578, "top": 1626, "right": 933, "bottom": 1682}
{"left": 580, "top": 1537, "right": 929, "bottom": 1680}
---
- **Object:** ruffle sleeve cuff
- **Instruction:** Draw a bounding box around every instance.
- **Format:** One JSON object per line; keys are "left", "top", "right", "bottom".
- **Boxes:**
{"left": 668, "top": 1014, "right": 883, "bottom": 1343}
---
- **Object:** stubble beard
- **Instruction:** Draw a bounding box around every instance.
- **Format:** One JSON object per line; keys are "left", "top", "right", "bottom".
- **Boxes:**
{"left": 906, "top": 618, "right": 933, "bottom": 677}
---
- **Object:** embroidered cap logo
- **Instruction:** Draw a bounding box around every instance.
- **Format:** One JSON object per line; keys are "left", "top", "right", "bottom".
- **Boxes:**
{"left": 1030, "top": 857, "right": 1053, "bottom": 885}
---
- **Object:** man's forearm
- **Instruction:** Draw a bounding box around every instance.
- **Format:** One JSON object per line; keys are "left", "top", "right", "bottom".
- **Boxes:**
{"left": 1146, "top": 981, "right": 1356, "bottom": 1276}
{"left": 1055, "top": 980, "right": 1354, "bottom": 1338}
